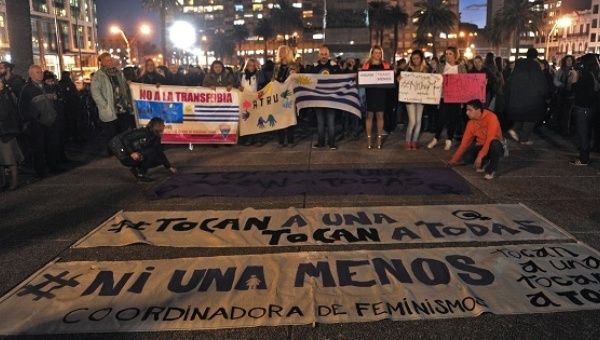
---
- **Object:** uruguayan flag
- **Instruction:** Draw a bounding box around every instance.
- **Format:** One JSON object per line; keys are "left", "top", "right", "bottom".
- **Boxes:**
{"left": 293, "top": 74, "right": 363, "bottom": 118}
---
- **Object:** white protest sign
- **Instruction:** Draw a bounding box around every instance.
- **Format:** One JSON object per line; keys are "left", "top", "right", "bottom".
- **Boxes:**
{"left": 398, "top": 72, "right": 443, "bottom": 105}
{"left": 72, "top": 204, "right": 572, "bottom": 248}
{"left": 239, "top": 79, "right": 297, "bottom": 136}
{"left": 358, "top": 70, "right": 395, "bottom": 88}
{"left": 1, "top": 243, "right": 599, "bottom": 335}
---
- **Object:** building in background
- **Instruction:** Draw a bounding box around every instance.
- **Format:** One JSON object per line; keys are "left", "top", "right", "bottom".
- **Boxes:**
{"left": 0, "top": 0, "right": 98, "bottom": 76}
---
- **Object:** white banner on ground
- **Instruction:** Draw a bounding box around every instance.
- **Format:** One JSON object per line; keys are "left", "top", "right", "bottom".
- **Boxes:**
{"left": 398, "top": 72, "right": 443, "bottom": 105}
{"left": 1, "top": 243, "right": 599, "bottom": 335}
{"left": 73, "top": 204, "right": 572, "bottom": 248}
{"left": 238, "top": 79, "right": 297, "bottom": 136}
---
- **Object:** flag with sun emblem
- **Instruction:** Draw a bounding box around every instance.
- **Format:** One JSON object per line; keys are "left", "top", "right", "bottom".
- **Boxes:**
{"left": 238, "top": 77, "right": 297, "bottom": 136}
{"left": 130, "top": 83, "right": 240, "bottom": 144}
{"left": 293, "top": 73, "right": 363, "bottom": 118}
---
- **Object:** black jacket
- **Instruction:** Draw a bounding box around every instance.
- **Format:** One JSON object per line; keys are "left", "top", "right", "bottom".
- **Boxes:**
{"left": 110, "top": 127, "right": 171, "bottom": 168}
{"left": 506, "top": 59, "right": 549, "bottom": 122}
{"left": 18, "top": 81, "right": 58, "bottom": 127}
{"left": 0, "top": 87, "right": 21, "bottom": 141}
{"left": 138, "top": 71, "right": 167, "bottom": 85}
{"left": 311, "top": 60, "right": 340, "bottom": 74}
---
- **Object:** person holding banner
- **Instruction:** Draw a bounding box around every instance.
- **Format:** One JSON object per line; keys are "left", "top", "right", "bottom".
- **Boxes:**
{"left": 362, "top": 45, "right": 391, "bottom": 149}
{"left": 311, "top": 46, "right": 341, "bottom": 150}
{"left": 428, "top": 47, "right": 467, "bottom": 151}
{"left": 138, "top": 59, "right": 167, "bottom": 85}
{"left": 448, "top": 99, "right": 504, "bottom": 180}
{"left": 202, "top": 60, "right": 235, "bottom": 90}
{"left": 237, "top": 58, "right": 266, "bottom": 146}
{"left": 273, "top": 45, "right": 298, "bottom": 147}
{"left": 401, "top": 50, "right": 431, "bottom": 150}
{"left": 109, "top": 117, "right": 176, "bottom": 182}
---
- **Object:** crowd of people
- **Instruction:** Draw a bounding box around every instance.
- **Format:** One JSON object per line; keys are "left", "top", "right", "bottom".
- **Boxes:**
{"left": 1, "top": 43, "right": 599, "bottom": 187}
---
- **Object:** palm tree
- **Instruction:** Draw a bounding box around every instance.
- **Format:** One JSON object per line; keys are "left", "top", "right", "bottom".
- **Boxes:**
{"left": 413, "top": 0, "right": 458, "bottom": 57}
{"left": 389, "top": 4, "right": 408, "bottom": 62}
{"left": 368, "top": 1, "right": 389, "bottom": 46}
{"left": 5, "top": 0, "right": 33, "bottom": 75}
{"left": 493, "top": 0, "right": 543, "bottom": 59}
{"left": 141, "top": 0, "right": 181, "bottom": 64}
{"left": 255, "top": 19, "right": 275, "bottom": 60}
{"left": 413, "top": 34, "right": 429, "bottom": 50}
{"left": 271, "top": 0, "right": 303, "bottom": 45}
{"left": 483, "top": 22, "right": 506, "bottom": 55}
{"left": 231, "top": 25, "right": 250, "bottom": 54}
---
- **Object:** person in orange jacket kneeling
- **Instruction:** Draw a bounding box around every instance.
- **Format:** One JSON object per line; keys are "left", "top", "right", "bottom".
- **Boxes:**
{"left": 448, "top": 99, "right": 505, "bottom": 180}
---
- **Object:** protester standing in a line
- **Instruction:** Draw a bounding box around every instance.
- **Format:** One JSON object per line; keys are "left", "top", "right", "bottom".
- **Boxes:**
{"left": 0, "top": 62, "right": 26, "bottom": 100}
{"left": 428, "top": 46, "right": 467, "bottom": 151}
{"left": 237, "top": 58, "right": 266, "bottom": 146}
{"left": 273, "top": 45, "right": 298, "bottom": 147}
{"left": 400, "top": 49, "right": 430, "bottom": 150}
{"left": 311, "top": 46, "right": 340, "bottom": 150}
{"left": 91, "top": 52, "right": 134, "bottom": 140}
{"left": 362, "top": 45, "right": 391, "bottom": 149}
{"left": 448, "top": 99, "right": 505, "bottom": 180}
{"left": 202, "top": 60, "right": 235, "bottom": 89}
{"left": 570, "top": 54, "right": 600, "bottom": 166}
{"left": 18, "top": 65, "right": 62, "bottom": 177}
{"left": 506, "top": 48, "right": 549, "bottom": 145}
{"left": 552, "top": 55, "right": 577, "bottom": 135}
{"left": 0, "top": 78, "right": 24, "bottom": 190}
{"left": 138, "top": 59, "right": 167, "bottom": 85}
{"left": 57, "top": 71, "right": 84, "bottom": 142}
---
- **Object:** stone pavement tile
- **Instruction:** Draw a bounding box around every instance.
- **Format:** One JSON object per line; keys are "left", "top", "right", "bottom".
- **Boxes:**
{"left": 570, "top": 233, "right": 600, "bottom": 252}
{"left": 462, "top": 177, "right": 600, "bottom": 201}
{"left": 519, "top": 200, "right": 600, "bottom": 234}
{"left": 453, "top": 160, "right": 600, "bottom": 178}
{"left": 129, "top": 196, "right": 306, "bottom": 210}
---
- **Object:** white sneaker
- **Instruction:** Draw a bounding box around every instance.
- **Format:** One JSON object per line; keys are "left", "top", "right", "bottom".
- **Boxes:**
{"left": 484, "top": 172, "right": 495, "bottom": 180}
{"left": 508, "top": 129, "right": 519, "bottom": 142}
{"left": 444, "top": 139, "right": 452, "bottom": 150}
{"left": 427, "top": 138, "right": 438, "bottom": 149}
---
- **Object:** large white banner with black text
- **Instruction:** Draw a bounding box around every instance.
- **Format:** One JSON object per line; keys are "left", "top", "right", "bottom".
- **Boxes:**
{"left": 1, "top": 243, "right": 599, "bottom": 335}
{"left": 73, "top": 204, "right": 572, "bottom": 248}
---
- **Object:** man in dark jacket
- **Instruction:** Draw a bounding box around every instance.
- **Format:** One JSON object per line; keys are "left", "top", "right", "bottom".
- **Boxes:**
{"left": 311, "top": 46, "right": 341, "bottom": 149}
{"left": 0, "top": 61, "right": 26, "bottom": 100}
{"left": 18, "top": 65, "right": 61, "bottom": 177}
{"left": 506, "top": 48, "right": 549, "bottom": 145}
{"left": 109, "top": 117, "right": 176, "bottom": 181}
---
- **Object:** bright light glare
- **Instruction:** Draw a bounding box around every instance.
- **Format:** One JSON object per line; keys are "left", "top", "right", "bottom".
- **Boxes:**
{"left": 169, "top": 21, "right": 196, "bottom": 49}
{"left": 110, "top": 26, "right": 121, "bottom": 34}
{"left": 556, "top": 16, "right": 572, "bottom": 28}
{"left": 139, "top": 24, "right": 152, "bottom": 35}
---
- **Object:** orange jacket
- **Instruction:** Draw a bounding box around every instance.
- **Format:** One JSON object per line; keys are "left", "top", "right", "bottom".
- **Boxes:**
{"left": 450, "top": 110, "right": 503, "bottom": 163}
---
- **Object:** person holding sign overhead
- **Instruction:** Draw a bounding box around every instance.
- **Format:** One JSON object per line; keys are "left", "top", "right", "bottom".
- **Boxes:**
{"left": 362, "top": 45, "right": 392, "bottom": 149}
{"left": 428, "top": 47, "right": 467, "bottom": 151}
{"left": 401, "top": 50, "right": 431, "bottom": 150}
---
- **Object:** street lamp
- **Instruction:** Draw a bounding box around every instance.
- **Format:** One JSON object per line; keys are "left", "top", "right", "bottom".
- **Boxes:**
{"left": 110, "top": 26, "right": 131, "bottom": 64}
{"left": 545, "top": 16, "right": 572, "bottom": 61}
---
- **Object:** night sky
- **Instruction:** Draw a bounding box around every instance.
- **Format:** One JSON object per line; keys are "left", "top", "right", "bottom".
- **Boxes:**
{"left": 96, "top": 0, "right": 487, "bottom": 44}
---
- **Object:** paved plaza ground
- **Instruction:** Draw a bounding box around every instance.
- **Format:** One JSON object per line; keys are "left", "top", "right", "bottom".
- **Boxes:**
{"left": 1, "top": 127, "right": 599, "bottom": 339}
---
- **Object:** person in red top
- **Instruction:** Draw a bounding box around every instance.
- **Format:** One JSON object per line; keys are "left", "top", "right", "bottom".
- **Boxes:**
{"left": 448, "top": 99, "right": 505, "bottom": 180}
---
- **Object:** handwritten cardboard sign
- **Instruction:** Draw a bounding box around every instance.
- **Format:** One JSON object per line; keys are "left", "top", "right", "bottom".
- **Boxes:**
{"left": 442, "top": 74, "right": 486, "bottom": 103}
{"left": 398, "top": 72, "right": 443, "bottom": 105}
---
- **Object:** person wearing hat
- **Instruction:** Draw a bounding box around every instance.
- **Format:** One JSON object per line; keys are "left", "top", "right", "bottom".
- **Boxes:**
{"left": 0, "top": 61, "right": 26, "bottom": 100}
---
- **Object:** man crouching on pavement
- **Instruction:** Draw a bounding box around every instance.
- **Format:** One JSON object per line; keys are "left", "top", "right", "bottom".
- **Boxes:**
{"left": 448, "top": 99, "right": 505, "bottom": 180}
{"left": 109, "top": 117, "right": 177, "bottom": 182}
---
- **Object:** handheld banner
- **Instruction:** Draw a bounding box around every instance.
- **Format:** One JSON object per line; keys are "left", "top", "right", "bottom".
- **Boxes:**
{"left": 72, "top": 204, "right": 572, "bottom": 248}
{"left": 1, "top": 243, "right": 600, "bottom": 334}
{"left": 130, "top": 83, "right": 240, "bottom": 144}
{"left": 294, "top": 73, "right": 362, "bottom": 118}
{"left": 442, "top": 74, "right": 486, "bottom": 103}
{"left": 398, "top": 72, "right": 443, "bottom": 105}
{"left": 239, "top": 79, "right": 297, "bottom": 136}
{"left": 357, "top": 70, "right": 395, "bottom": 88}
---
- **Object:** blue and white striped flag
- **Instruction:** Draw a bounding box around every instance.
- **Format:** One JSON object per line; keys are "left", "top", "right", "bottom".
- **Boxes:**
{"left": 293, "top": 73, "right": 363, "bottom": 118}
{"left": 184, "top": 105, "right": 239, "bottom": 122}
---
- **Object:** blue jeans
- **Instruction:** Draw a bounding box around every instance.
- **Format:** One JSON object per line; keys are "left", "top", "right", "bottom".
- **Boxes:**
{"left": 573, "top": 105, "right": 596, "bottom": 163}
{"left": 315, "top": 108, "right": 336, "bottom": 146}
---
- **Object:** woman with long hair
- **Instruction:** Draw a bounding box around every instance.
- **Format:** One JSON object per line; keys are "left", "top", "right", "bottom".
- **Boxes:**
{"left": 362, "top": 45, "right": 391, "bottom": 149}
{"left": 401, "top": 49, "right": 430, "bottom": 150}
{"left": 273, "top": 45, "right": 298, "bottom": 147}
{"left": 427, "top": 46, "right": 467, "bottom": 151}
